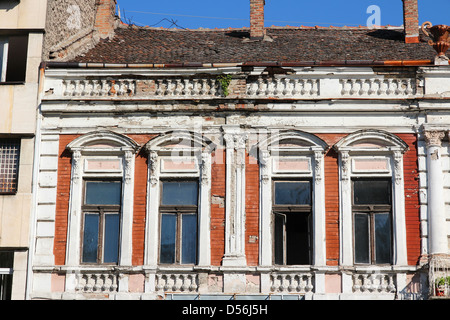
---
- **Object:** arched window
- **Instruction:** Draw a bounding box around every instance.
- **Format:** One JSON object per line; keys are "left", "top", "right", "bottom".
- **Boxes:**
{"left": 334, "top": 130, "right": 409, "bottom": 266}
{"left": 65, "top": 131, "right": 140, "bottom": 267}
{"left": 253, "top": 130, "right": 329, "bottom": 267}
{"left": 143, "top": 131, "right": 216, "bottom": 267}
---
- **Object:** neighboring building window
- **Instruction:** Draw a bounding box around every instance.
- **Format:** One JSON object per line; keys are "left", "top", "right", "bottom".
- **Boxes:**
{"left": 353, "top": 178, "right": 392, "bottom": 265}
{"left": 0, "top": 139, "right": 20, "bottom": 194}
{"left": 273, "top": 180, "right": 312, "bottom": 265}
{"left": 81, "top": 180, "right": 122, "bottom": 264}
{"left": 0, "top": 251, "right": 13, "bottom": 300}
{"left": 0, "top": 35, "right": 28, "bottom": 83}
{"left": 159, "top": 180, "right": 199, "bottom": 265}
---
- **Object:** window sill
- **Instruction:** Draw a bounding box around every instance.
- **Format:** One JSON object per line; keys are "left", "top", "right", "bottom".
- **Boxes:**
{"left": 0, "top": 81, "right": 25, "bottom": 86}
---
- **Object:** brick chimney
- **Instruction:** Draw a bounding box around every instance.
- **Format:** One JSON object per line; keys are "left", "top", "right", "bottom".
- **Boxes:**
{"left": 250, "top": 0, "right": 265, "bottom": 40}
{"left": 94, "top": 0, "right": 117, "bottom": 39}
{"left": 402, "top": 0, "right": 420, "bottom": 43}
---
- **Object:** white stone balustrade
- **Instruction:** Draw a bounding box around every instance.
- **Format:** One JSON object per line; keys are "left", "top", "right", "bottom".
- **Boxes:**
{"left": 340, "top": 78, "right": 416, "bottom": 97}
{"left": 155, "top": 273, "right": 199, "bottom": 293}
{"left": 155, "top": 78, "right": 221, "bottom": 97}
{"left": 352, "top": 273, "right": 396, "bottom": 294}
{"left": 269, "top": 273, "right": 314, "bottom": 293}
{"left": 75, "top": 272, "right": 119, "bottom": 293}
{"left": 62, "top": 79, "right": 136, "bottom": 97}
{"left": 247, "top": 77, "right": 319, "bottom": 98}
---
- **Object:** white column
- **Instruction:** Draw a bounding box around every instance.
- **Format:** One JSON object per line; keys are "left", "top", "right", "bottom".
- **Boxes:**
{"left": 145, "top": 151, "right": 159, "bottom": 266}
{"left": 313, "top": 150, "right": 327, "bottom": 266}
{"left": 119, "top": 150, "right": 135, "bottom": 266}
{"left": 339, "top": 151, "right": 353, "bottom": 266}
{"left": 198, "top": 152, "right": 212, "bottom": 267}
{"left": 65, "top": 150, "right": 83, "bottom": 267}
{"left": 222, "top": 129, "right": 248, "bottom": 267}
{"left": 425, "top": 131, "right": 447, "bottom": 255}
{"left": 392, "top": 151, "right": 408, "bottom": 265}
{"left": 259, "top": 149, "right": 272, "bottom": 266}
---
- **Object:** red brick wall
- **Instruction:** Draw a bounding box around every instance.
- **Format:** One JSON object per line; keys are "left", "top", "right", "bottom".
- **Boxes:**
{"left": 250, "top": 0, "right": 265, "bottom": 39}
{"left": 245, "top": 152, "right": 260, "bottom": 266}
{"left": 396, "top": 133, "right": 421, "bottom": 265}
{"left": 53, "top": 132, "right": 421, "bottom": 267}
{"left": 403, "top": 0, "right": 419, "bottom": 43}
{"left": 316, "top": 133, "right": 347, "bottom": 266}
{"left": 54, "top": 135, "right": 80, "bottom": 265}
{"left": 210, "top": 148, "right": 226, "bottom": 266}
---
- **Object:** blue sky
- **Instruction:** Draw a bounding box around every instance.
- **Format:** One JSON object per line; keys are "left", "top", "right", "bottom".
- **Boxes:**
{"left": 116, "top": 0, "right": 450, "bottom": 29}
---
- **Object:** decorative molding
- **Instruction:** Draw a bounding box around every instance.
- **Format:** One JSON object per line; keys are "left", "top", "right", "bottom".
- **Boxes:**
{"left": 149, "top": 151, "right": 159, "bottom": 186}
{"left": 341, "top": 151, "right": 350, "bottom": 181}
{"left": 72, "top": 150, "right": 82, "bottom": 181}
{"left": 424, "top": 130, "right": 445, "bottom": 147}
{"left": 314, "top": 151, "right": 323, "bottom": 185}
{"left": 394, "top": 151, "right": 403, "bottom": 185}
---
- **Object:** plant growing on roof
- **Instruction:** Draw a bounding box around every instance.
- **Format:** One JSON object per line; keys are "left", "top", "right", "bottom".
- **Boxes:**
{"left": 217, "top": 74, "right": 232, "bottom": 97}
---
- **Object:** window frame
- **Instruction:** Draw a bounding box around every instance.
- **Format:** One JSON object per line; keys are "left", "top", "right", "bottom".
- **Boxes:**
{"left": 0, "top": 138, "right": 21, "bottom": 195}
{"left": 0, "top": 34, "right": 28, "bottom": 84}
{"left": 334, "top": 129, "right": 410, "bottom": 267}
{"left": 271, "top": 178, "right": 313, "bottom": 266}
{"left": 158, "top": 179, "right": 199, "bottom": 265}
{"left": 351, "top": 177, "right": 393, "bottom": 265}
{"left": 80, "top": 178, "right": 122, "bottom": 265}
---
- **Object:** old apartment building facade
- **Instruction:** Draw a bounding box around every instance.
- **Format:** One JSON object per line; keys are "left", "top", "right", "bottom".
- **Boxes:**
{"left": 1, "top": 0, "right": 450, "bottom": 300}
{"left": 0, "top": 0, "right": 48, "bottom": 300}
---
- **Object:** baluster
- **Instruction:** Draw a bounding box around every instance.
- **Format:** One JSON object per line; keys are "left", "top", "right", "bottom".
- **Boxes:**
{"left": 310, "top": 79, "right": 318, "bottom": 95}
{"left": 192, "top": 79, "right": 199, "bottom": 96}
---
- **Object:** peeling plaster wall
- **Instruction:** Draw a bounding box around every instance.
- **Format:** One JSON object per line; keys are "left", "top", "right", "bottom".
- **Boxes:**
{"left": 43, "top": 0, "right": 97, "bottom": 61}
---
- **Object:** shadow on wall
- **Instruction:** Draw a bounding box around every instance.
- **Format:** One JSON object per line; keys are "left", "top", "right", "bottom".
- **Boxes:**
{"left": 0, "top": 1, "right": 19, "bottom": 12}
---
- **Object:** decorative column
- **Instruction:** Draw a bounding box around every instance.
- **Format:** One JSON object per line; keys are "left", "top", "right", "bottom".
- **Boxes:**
{"left": 425, "top": 130, "right": 447, "bottom": 255}
{"left": 339, "top": 150, "right": 353, "bottom": 267}
{"left": 222, "top": 129, "right": 248, "bottom": 267}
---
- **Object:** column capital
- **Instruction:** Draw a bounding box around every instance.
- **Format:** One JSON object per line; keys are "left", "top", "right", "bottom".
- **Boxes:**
{"left": 424, "top": 130, "right": 445, "bottom": 147}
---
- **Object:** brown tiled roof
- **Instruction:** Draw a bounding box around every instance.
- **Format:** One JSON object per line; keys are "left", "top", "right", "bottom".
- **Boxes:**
{"left": 71, "top": 25, "right": 436, "bottom": 65}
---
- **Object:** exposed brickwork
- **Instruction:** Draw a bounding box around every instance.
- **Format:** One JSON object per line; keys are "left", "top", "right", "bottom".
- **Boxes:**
{"left": 94, "top": 0, "right": 116, "bottom": 39}
{"left": 316, "top": 133, "right": 347, "bottom": 266}
{"left": 54, "top": 135, "right": 80, "bottom": 265}
{"left": 210, "top": 149, "right": 226, "bottom": 266}
{"left": 396, "top": 133, "right": 421, "bottom": 265}
{"left": 128, "top": 134, "right": 154, "bottom": 266}
{"left": 250, "top": 0, "right": 265, "bottom": 39}
{"left": 403, "top": 0, "right": 420, "bottom": 43}
{"left": 245, "top": 152, "right": 260, "bottom": 266}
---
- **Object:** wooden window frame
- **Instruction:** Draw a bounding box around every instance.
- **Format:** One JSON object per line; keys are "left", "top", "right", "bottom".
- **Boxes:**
{"left": 352, "top": 178, "right": 393, "bottom": 265}
{"left": 158, "top": 179, "right": 199, "bottom": 266}
{"left": 271, "top": 179, "right": 313, "bottom": 266}
{"left": 80, "top": 178, "right": 122, "bottom": 265}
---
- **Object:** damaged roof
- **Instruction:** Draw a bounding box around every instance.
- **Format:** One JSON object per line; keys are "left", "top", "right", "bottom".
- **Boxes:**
{"left": 70, "top": 25, "right": 436, "bottom": 66}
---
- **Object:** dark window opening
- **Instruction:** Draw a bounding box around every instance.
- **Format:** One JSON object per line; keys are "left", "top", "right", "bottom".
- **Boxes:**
{"left": 273, "top": 180, "right": 312, "bottom": 266}
{"left": 1, "top": 35, "right": 28, "bottom": 83}
{"left": 0, "top": 251, "right": 14, "bottom": 300}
